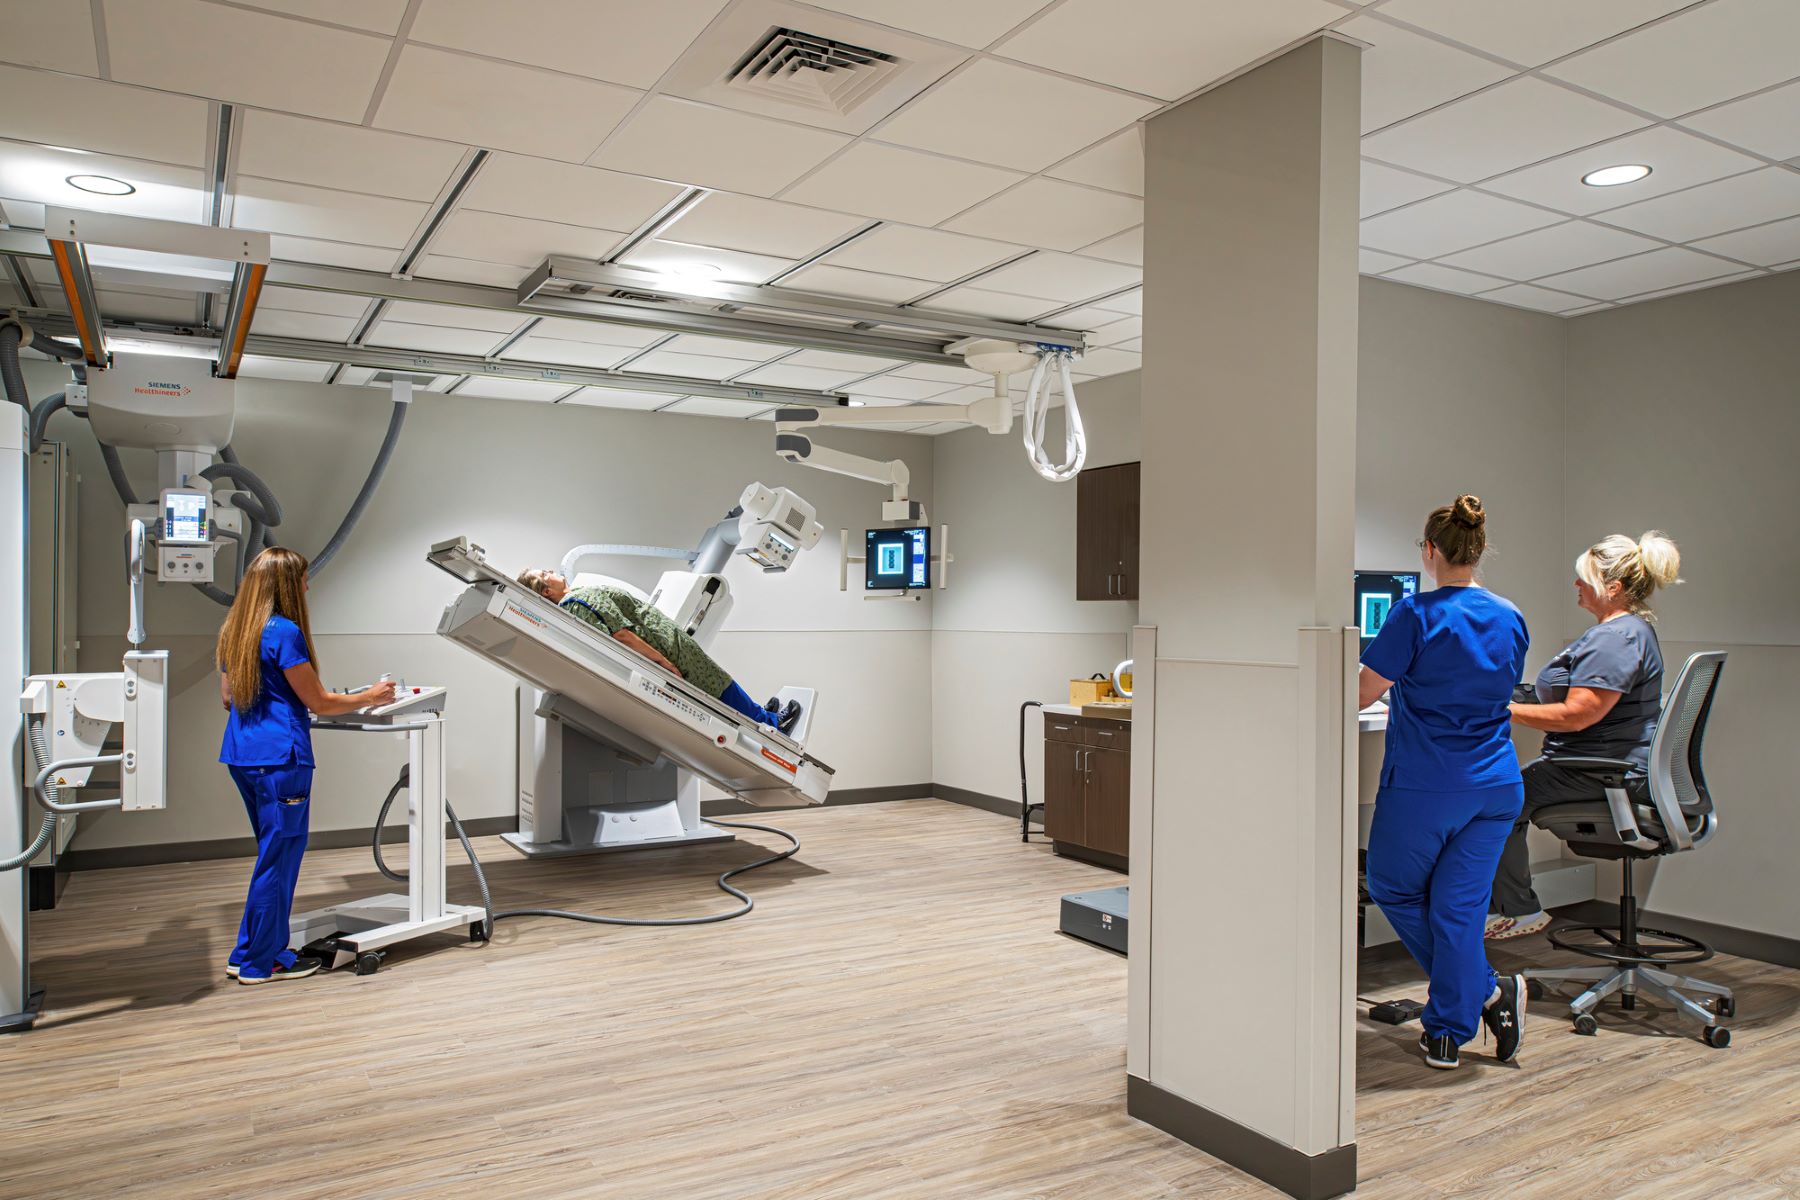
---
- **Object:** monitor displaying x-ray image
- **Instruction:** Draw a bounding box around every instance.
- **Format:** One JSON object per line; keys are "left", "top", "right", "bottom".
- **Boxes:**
{"left": 1355, "top": 570, "right": 1420, "bottom": 652}
{"left": 866, "top": 527, "right": 931, "bottom": 590}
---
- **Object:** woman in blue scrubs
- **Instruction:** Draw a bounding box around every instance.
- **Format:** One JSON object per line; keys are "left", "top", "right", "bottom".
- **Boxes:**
{"left": 1359, "top": 496, "right": 1530, "bottom": 1069}
{"left": 216, "top": 547, "right": 394, "bottom": 985}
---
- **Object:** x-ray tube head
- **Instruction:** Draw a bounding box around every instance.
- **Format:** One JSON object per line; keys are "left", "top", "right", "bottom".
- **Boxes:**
{"left": 736, "top": 482, "right": 822, "bottom": 571}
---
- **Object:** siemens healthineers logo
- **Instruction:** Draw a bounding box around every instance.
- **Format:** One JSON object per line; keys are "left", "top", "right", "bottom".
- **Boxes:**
{"left": 133, "top": 380, "right": 195, "bottom": 397}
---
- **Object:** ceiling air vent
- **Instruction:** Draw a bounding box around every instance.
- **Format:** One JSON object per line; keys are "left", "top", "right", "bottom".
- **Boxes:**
{"left": 725, "top": 28, "right": 904, "bottom": 119}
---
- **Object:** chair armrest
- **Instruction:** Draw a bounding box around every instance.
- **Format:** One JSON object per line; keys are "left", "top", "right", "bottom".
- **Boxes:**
{"left": 1540, "top": 755, "right": 1661, "bottom": 852}
{"left": 1546, "top": 755, "right": 1638, "bottom": 777}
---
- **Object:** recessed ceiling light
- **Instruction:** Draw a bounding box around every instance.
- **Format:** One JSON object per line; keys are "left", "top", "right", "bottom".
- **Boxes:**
{"left": 65, "top": 173, "right": 136, "bottom": 196}
{"left": 1581, "top": 164, "right": 1651, "bottom": 188}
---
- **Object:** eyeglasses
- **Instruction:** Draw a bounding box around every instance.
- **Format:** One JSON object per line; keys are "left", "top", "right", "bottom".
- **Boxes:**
{"left": 1415, "top": 539, "right": 1428, "bottom": 550}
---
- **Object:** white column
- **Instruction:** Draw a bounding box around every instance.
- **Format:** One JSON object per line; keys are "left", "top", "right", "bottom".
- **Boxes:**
{"left": 2, "top": 405, "right": 36, "bottom": 1028}
{"left": 1128, "top": 34, "right": 1361, "bottom": 1200}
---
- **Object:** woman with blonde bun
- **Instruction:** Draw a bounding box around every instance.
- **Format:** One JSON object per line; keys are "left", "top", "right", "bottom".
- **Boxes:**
{"left": 1487, "top": 532, "right": 1682, "bottom": 942}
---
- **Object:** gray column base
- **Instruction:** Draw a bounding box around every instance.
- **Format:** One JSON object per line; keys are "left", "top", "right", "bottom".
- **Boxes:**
{"left": 1127, "top": 1074, "right": 1356, "bottom": 1200}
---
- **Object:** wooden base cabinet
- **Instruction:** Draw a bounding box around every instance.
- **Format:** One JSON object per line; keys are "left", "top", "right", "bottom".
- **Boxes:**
{"left": 1043, "top": 713, "right": 1130, "bottom": 870}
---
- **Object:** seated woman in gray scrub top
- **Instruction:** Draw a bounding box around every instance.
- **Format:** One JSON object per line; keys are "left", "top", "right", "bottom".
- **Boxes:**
{"left": 1487, "top": 532, "right": 1682, "bottom": 941}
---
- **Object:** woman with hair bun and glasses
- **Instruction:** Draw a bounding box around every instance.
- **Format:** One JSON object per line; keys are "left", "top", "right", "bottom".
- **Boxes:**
{"left": 1486, "top": 532, "right": 1682, "bottom": 942}
{"left": 1358, "top": 495, "right": 1531, "bottom": 1071}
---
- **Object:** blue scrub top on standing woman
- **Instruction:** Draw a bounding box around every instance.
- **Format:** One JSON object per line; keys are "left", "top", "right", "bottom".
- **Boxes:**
{"left": 1362, "top": 588, "right": 1529, "bottom": 790}
{"left": 219, "top": 615, "right": 314, "bottom": 767}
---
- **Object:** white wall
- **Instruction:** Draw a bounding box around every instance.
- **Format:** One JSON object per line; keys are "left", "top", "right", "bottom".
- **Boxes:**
{"left": 46, "top": 373, "right": 933, "bottom": 850}
{"left": 1563, "top": 270, "right": 1800, "bottom": 939}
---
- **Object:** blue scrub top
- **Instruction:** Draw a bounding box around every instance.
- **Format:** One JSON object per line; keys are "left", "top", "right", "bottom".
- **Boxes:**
{"left": 1362, "top": 586, "right": 1528, "bottom": 792}
{"left": 219, "top": 615, "right": 315, "bottom": 767}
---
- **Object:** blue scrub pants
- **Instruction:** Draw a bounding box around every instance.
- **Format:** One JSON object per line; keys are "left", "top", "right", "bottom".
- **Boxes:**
{"left": 1367, "top": 781, "right": 1524, "bottom": 1044}
{"left": 717, "top": 680, "right": 782, "bottom": 726}
{"left": 226, "top": 763, "right": 313, "bottom": 980}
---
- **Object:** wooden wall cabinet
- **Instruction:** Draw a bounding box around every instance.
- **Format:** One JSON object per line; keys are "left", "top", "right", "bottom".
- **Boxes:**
{"left": 1076, "top": 461, "right": 1140, "bottom": 600}
{"left": 1043, "top": 713, "right": 1130, "bottom": 869}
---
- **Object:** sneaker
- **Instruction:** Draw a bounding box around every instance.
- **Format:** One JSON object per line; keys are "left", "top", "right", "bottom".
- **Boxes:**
{"left": 1486, "top": 911, "right": 1552, "bottom": 941}
{"left": 237, "top": 956, "right": 322, "bottom": 986}
{"left": 1420, "top": 1032, "right": 1459, "bottom": 1070}
{"left": 1483, "top": 974, "right": 1527, "bottom": 1063}
{"left": 777, "top": 700, "right": 803, "bottom": 735}
{"left": 225, "top": 963, "right": 240, "bottom": 978}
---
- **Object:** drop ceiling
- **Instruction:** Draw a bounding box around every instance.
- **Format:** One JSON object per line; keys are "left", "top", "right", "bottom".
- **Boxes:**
{"left": 0, "top": 0, "right": 1793, "bottom": 432}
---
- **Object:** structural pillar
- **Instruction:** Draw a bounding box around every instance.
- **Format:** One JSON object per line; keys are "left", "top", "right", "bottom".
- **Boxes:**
{"left": 1126, "top": 34, "right": 1361, "bottom": 1200}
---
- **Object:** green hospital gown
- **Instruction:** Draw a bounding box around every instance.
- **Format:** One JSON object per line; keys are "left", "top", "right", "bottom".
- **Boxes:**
{"left": 559, "top": 585, "right": 733, "bottom": 699}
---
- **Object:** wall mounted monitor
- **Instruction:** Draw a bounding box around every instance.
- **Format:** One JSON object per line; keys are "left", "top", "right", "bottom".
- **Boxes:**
{"left": 866, "top": 527, "right": 930, "bottom": 590}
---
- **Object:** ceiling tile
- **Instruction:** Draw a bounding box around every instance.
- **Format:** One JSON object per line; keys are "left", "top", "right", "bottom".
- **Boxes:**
{"left": 1099, "top": 287, "right": 1142, "bottom": 313}
{"left": 93, "top": 286, "right": 199, "bottom": 324}
{"left": 382, "top": 301, "right": 525, "bottom": 334}
{"left": 456, "top": 152, "right": 682, "bottom": 231}
{"left": 249, "top": 309, "right": 360, "bottom": 341}
{"left": 844, "top": 374, "right": 961, "bottom": 401}
{"left": 1622, "top": 270, "right": 1761, "bottom": 302}
{"left": 663, "top": 396, "right": 772, "bottom": 417}
{"left": 1375, "top": 0, "right": 1695, "bottom": 68}
{"left": 238, "top": 111, "right": 464, "bottom": 203}
{"left": 915, "top": 286, "right": 1050, "bottom": 321}
{"left": 452, "top": 377, "right": 573, "bottom": 402}
{"left": 1534, "top": 247, "right": 1747, "bottom": 300}
{"left": 0, "top": 143, "right": 206, "bottom": 222}
{"left": 1478, "top": 283, "right": 1597, "bottom": 314}
{"left": 368, "top": 322, "right": 507, "bottom": 355}
{"left": 1360, "top": 248, "right": 1414, "bottom": 274}
{"left": 1079, "top": 227, "right": 1143, "bottom": 266}
{"left": 429, "top": 209, "right": 625, "bottom": 267}
{"left": 410, "top": 254, "right": 528, "bottom": 287}
{"left": 785, "top": 349, "right": 906, "bottom": 374}
{"left": 231, "top": 0, "right": 409, "bottom": 34}
{"left": 775, "top": 263, "right": 932, "bottom": 302}
{"left": 4, "top": 0, "right": 98, "bottom": 74}
{"left": 825, "top": 225, "right": 1018, "bottom": 282}
{"left": 0, "top": 65, "right": 208, "bottom": 166}
{"left": 734, "top": 362, "right": 866, "bottom": 389}
{"left": 1089, "top": 316, "right": 1142, "bottom": 346}
{"left": 529, "top": 318, "right": 668, "bottom": 348}
{"left": 629, "top": 349, "right": 747, "bottom": 379}
{"left": 561, "top": 387, "right": 673, "bottom": 410}
{"left": 1046, "top": 130, "right": 1143, "bottom": 196}
{"left": 1076, "top": 347, "right": 1139, "bottom": 376}
{"left": 1596, "top": 167, "right": 1800, "bottom": 242}
{"left": 617, "top": 238, "right": 796, "bottom": 284}
{"left": 892, "top": 362, "right": 990, "bottom": 385}
{"left": 1679, "top": 80, "right": 1800, "bottom": 162}
{"left": 593, "top": 96, "right": 850, "bottom": 195}
{"left": 664, "top": 193, "right": 866, "bottom": 258}
{"left": 267, "top": 235, "right": 398, "bottom": 271}
{"left": 1439, "top": 220, "right": 1663, "bottom": 279}
{"left": 781, "top": 142, "right": 1022, "bottom": 225}
{"left": 234, "top": 354, "right": 334, "bottom": 383}
{"left": 875, "top": 59, "right": 1158, "bottom": 173}
{"left": 409, "top": 0, "right": 728, "bottom": 89}
{"left": 1039, "top": 302, "right": 1137, "bottom": 330}
{"left": 376, "top": 45, "right": 640, "bottom": 162}
{"left": 797, "top": 0, "right": 1054, "bottom": 47}
{"left": 1478, "top": 126, "right": 1765, "bottom": 215}
{"left": 1381, "top": 261, "right": 1510, "bottom": 295}
{"left": 1362, "top": 77, "right": 1649, "bottom": 183}
{"left": 658, "top": 334, "right": 793, "bottom": 361}
{"left": 1361, "top": 160, "right": 1456, "bottom": 217}
{"left": 970, "top": 252, "right": 1140, "bottom": 302}
{"left": 1358, "top": 189, "right": 1562, "bottom": 259}
{"left": 258, "top": 285, "right": 370, "bottom": 318}
{"left": 234, "top": 177, "right": 429, "bottom": 248}
{"left": 998, "top": 0, "right": 1342, "bottom": 102}
{"left": 105, "top": 0, "right": 389, "bottom": 122}
{"left": 942, "top": 177, "right": 1143, "bottom": 252}
{"left": 1337, "top": 14, "right": 1513, "bottom": 133}
{"left": 1690, "top": 215, "right": 1800, "bottom": 267}
{"left": 1545, "top": 0, "right": 1800, "bottom": 118}
{"left": 1110, "top": 338, "right": 1142, "bottom": 352}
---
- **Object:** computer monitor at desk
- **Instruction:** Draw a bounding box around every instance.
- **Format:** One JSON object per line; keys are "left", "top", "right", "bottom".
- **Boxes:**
{"left": 1355, "top": 569, "right": 1421, "bottom": 653}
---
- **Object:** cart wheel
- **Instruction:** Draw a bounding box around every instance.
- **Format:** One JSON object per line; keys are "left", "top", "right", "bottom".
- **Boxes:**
{"left": 469, "top": 921, "right": 488, "bottom": 943}
{"left": 354, "top": 951, "right": 383, "bottom": 976}
{"left": 1703, "top": 1025, "right": 1731, "bottom": 1049}
{"left": 1525, "top": 978, "right": 1545, "bottom": 1002}
{"left": 1572, "top": 1013, "right": 1599, "bottom": 1037}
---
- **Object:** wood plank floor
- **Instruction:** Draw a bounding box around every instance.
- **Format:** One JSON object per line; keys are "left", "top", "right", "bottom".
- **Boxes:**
{"left": 4, "top": 799, "right": 1797, "bottom": 1199}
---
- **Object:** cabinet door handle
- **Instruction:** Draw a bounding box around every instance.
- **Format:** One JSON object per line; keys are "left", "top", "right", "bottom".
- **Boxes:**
{"left": 1106, "top": 573, "right": 1114, "bottom": 595}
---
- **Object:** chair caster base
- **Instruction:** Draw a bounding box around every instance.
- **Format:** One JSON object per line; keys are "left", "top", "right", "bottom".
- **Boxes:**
{"left": 1703, "top": 1025, "right": 1731, "bottom": 1049}
{"left": 1572, "top": 1013, "right": 1599, "bottom": 1036}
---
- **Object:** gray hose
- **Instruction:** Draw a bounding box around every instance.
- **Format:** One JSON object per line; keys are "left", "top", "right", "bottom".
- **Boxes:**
{"left": 371, "top": 764, "right": 493, "bottom": 936}
{"left": 308, "top": 399, "right": 407, "bottom": 578}
{"left": 200, "top": 459, "right": 282, "bottom": 528}
{"left": 28, "top": 391, "right": 66, "bottom": 452}
{"left": 3, "top": 719, "right": 63, "bottom": 872}
{"left": 29, "top": 335, "right": 85, "bottom": 364}
{"left": 0, "top": 322, "right": 28, "bottom": 409}
{"left": 99, "top": 442, "right": 141, "bottom": 507}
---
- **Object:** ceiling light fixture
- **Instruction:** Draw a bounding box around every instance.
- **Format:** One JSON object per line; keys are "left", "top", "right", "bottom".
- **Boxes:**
{"left": 663, "top": 261, "right": 724, "bottom": 280}
{"left": 65, "top": 173, "right": 136, "bottom": 196}
{"left": 1581, "top": 164, "right": 1651, "bottom": 188}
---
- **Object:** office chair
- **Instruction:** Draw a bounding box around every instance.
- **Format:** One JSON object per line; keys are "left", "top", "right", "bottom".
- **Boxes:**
{"left": 1524, "top": 651, "right": 1734, "bottom": 1047}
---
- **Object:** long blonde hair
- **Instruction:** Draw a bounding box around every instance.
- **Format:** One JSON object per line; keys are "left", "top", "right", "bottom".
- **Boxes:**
{"left": 216, "top": 547, "right": 317, "bottom": 711}
{"left": 1577, "top": 531, "right": 1682, "bottom": 618}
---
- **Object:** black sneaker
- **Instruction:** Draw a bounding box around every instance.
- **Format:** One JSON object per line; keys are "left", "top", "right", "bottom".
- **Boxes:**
{"left": 764, "top": 696, "right": 781, "bottom": 714}
{"left": 237, "top": 955, "right": 322, "bottom": 986}
{"left": 1420, "top": 1032, "right": 1459, "bottom": 1070}
{"left": 777, "top": 700, "right": 803, "bottom": 735}
{"left": 1483, "top": 973, "right": 1526, "bottom": 1063}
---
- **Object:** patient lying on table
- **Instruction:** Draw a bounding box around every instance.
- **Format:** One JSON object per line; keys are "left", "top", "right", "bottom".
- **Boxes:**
{"left": 516, "top": 569, "right": 802, "bottom": 735}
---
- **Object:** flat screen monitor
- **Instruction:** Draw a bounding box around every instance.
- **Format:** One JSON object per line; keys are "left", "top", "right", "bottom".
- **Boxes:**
{"left": 866, "top": 527, "right": 930, "bottom": 591}
{"left": 161, "top": 488, "right": 210, "bottom": 545}
{"left": 1355, "top": 570, "right": 1420, "bottom": 652}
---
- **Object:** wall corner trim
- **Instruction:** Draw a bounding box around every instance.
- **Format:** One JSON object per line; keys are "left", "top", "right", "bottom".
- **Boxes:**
{"left": 1127, "top": 1074, "right": 1357, "bottom": 1200}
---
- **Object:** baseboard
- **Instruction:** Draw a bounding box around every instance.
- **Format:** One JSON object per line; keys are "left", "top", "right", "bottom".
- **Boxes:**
{"left": 60, "top": 816, "right": 517, "bottom": 872}
{"left": 1558, "top": 900, "right": 1800, "bottom": 971}
{"left": 1127, "top": 1075, "right": 1356, "bottom": 1200}
{"left": 700, "top": 782, "right": 932, "bottom": 816}
{"left": 933, "top": 783, "right": 1031, "bottom": 820}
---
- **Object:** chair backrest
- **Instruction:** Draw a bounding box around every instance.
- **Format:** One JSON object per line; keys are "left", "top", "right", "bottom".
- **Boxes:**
{"left": 1648, "top": 651, "right": 1727, "bottom": 825}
